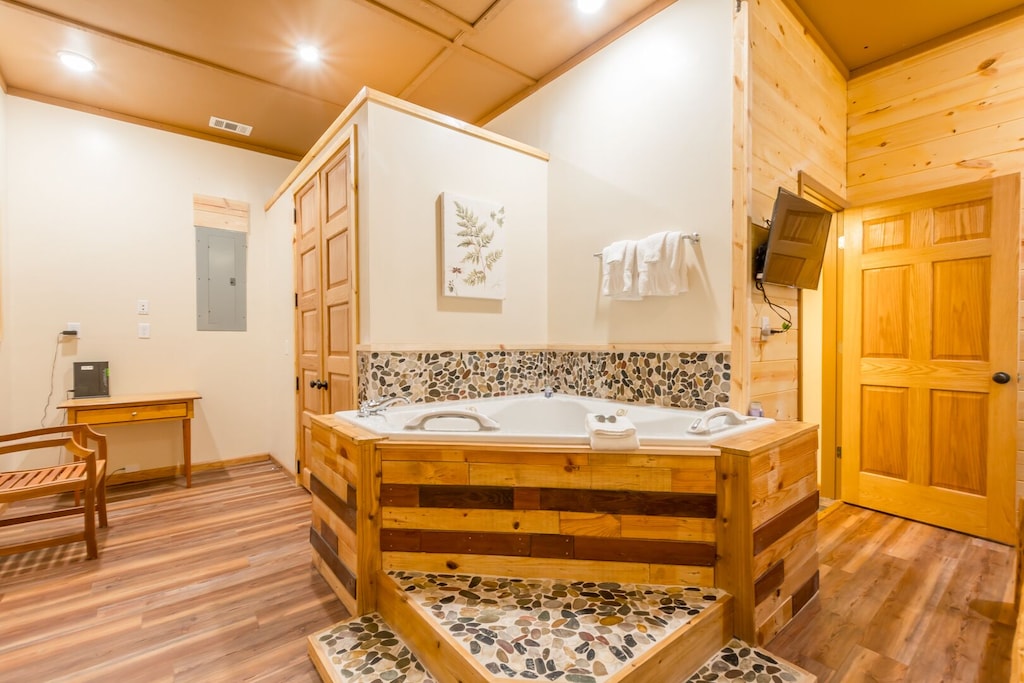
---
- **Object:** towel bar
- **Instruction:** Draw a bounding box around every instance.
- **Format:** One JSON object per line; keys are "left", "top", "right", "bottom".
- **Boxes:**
{"left": 593, "top": 232, "right": 700, "bottom": 256}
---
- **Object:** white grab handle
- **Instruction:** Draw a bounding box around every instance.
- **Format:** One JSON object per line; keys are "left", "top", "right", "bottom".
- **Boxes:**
{"left": 687, "top": 407, "right": 752, "bottom": 434}
{"left": 403, "top": 409, "right": 500, "bottom": 432}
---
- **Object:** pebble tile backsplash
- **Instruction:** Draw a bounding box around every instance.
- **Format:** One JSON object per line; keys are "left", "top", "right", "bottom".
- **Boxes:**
{"left": 359, "top": 350, "right": 729, "bottom": 409}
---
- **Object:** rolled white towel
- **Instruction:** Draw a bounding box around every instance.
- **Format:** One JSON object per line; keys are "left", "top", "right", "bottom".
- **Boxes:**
{"left": 585, "top": 413, "right": 637, "bottom": 436}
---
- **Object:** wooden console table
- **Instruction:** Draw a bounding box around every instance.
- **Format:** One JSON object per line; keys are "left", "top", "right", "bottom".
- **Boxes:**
{"left": 58, "top": 391, "right": 202, "bottom": 487}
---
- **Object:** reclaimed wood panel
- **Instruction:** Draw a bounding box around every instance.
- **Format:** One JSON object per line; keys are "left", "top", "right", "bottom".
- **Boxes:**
{"left": 381, "top": 551, "right": 715, "bottom": 587}
{"left": 383, "top": 507, "right": 560, "bottom": 534}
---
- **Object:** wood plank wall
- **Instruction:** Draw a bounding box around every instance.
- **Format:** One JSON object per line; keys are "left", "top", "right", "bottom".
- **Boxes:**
{"left": 716, "top": 421, "right": 819, "bottom": 643}
{"left": 745, "top": 0, "right": 847, "bottom": 420}
{"left": 378, "top": 445, "right": 720, "bottom": 587}
{"left": 308, "top": 420, "right": 382, "bottom": 616}
{"left": 846, "top": 11, "right": 1024, "bottom": 502}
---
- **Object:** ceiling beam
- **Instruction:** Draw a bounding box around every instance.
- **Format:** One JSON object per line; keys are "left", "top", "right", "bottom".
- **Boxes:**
{"left": 399, "top": 0, "right": 528, "bottom": 100}
{"left": 0, "top": 0, "right": 347, "bottom": 107}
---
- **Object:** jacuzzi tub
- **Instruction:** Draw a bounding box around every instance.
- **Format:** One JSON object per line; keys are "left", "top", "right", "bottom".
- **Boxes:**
{"left": 334, "top": 393, "right": 771, "bottom": 447}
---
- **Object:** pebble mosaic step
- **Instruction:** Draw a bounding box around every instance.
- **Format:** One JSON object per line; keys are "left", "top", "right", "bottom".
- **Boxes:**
{"left": 309, "top": 573, "right": 815, "bottom": 683}
{"left": 388, "top": 570, "right": 728, "bottom": 681}
{"left": 686, "top": 639, "right": 815, "bottom": 683}
{"left": 309, "top": 613, "right": 437, "bottom": 683}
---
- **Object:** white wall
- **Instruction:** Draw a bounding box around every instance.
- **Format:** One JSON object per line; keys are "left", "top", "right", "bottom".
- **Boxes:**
{"left": 487, "top": 0, "right": 733, "bottom": 345}
{"left": 361, "top": 101, "right": 549, "bottom": 346}
{"left": 2, "top": 98, "right": 296, "bottom": 473}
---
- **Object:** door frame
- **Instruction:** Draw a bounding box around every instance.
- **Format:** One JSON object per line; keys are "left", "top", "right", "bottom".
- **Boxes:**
{"left": 798, "top": 171, "right": 847, "bottom": 499}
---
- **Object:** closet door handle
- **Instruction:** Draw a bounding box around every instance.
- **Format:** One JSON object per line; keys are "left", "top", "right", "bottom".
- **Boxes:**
{"left": 993, "top": 372, "right": 1011, "bottom": 384}
{"left": 309, "top": 380, "right": 318, "bottom": 388}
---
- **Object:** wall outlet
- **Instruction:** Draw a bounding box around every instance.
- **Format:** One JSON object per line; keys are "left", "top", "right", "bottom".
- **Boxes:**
{"left": 124, "top": 464, "right": 140, "bottom": 473}
{"left": 138, "top": 322, "right": 151, "bottom": 339}
{"left": 67, "top": 322, "right": 81, "bottom": 334}
{"left": 137, "top": 299, "right": 150, "bottom": 315}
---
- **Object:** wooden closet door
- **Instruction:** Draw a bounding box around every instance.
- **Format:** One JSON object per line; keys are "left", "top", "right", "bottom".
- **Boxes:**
{"left": 320, "top": 145, "right": 356, "bottom": 415}
{"left": 842, "top": 175, "right": 1019, "bottom": 544}
{"left": 295, "top": 177, "right": 322, "bottom": 478}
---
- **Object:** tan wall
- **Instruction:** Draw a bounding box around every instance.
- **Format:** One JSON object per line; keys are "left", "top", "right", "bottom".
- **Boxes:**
{"left": 747, "top": 0, "right": 848, "bottom": 420}
{"left": 2, "top": 97, "right": 297, "bottom": 473}
{"left": 0, "top": 90, "right": 9, "bottom": 433}
{"left": 847, "top": 12, "right": 1024, "bottom": 499}
{"left": 488, "top": 0, "right": 734, "bottom": 347}
{"left": 361, "top": 101, "right": 549, "bottom": 347}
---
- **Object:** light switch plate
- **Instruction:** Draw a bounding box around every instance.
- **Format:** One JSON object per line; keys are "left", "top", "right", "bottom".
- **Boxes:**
{"left": 138, "top": 322, "right": 151, "bottom": 339}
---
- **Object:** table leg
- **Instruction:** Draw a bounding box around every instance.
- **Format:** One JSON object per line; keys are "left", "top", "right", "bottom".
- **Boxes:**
{"left": 183, "top": 418, "right": 192, "bottom": 488}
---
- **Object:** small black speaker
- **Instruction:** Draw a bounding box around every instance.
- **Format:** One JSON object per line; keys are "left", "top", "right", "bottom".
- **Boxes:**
{"left": 73, "top": 361, "right": 109, "bottom": 398}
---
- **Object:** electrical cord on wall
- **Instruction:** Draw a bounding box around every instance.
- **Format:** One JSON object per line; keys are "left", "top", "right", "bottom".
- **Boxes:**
{"left": 40, "top": 333, "right": 63, "bottom": 427}
{"left": 755, "top": 279, "right": 793, "bottom": 333}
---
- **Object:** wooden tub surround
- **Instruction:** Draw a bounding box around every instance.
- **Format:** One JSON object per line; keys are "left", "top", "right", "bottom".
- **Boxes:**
{"left": 307, "top": 414, "right": 819, "bottom": 681}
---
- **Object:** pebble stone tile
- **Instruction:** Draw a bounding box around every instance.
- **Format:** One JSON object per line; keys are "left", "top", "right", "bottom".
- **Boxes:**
{"left": 686, "top": 639, "right": 814, "bottom": 683}
{"left": 390, "top": 570, "right": 727, "bottom": 682}
{"left": 310, "top": 613, "right": 436, "bottom": 683}
{"left": 359, "top": 349, "right": 730, "bottom": 410}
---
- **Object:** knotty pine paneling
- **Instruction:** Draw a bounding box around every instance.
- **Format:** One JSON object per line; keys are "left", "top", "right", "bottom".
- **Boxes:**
{"left": 849, "top": 12, "right": 1024, "bottom": 508}
{"left": 746, "top": 0, "right": 846, "bottom": 420}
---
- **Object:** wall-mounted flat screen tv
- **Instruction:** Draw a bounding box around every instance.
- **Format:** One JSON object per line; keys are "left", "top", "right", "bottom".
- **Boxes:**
{"left": 756, "top": 187, "right": 833, "bottom": 289}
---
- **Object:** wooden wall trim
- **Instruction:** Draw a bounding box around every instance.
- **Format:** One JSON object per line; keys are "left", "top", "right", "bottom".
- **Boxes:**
{"left": 266, "top": 87, "right": 549, "bottom": 211}
{"left": 731, "top": 0, "right": 752, "bottom": 415}
{"left": 355, "top": 342, "right": 731, "bottom": 353}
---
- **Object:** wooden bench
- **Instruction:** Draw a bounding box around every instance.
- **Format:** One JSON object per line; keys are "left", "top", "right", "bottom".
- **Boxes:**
{"left": 0, "top": 425, "right": 108, "bottom": 559}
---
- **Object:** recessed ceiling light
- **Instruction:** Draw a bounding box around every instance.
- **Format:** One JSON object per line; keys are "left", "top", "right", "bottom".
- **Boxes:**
{"left": 576, "top": 0, "right": 605, "bottom": 13}
{"left": 297, "top": 44, "right": 320, "bottom": 63}
{"left": 58, "top": 51, "right": 96, "bottom": 73}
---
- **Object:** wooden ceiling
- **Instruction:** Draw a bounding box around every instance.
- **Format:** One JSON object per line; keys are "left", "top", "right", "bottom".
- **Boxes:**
{"left": 0, "top": 0, "right": 1021, "bottom": 160}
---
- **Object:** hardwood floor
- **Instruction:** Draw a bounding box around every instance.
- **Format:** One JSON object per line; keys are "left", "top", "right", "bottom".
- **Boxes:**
{"left": 0, "top": 461, "right": 348, "bottom": 683}
{"left": 768, "top": 502, "right": 1017, "bottom": 682}
{"left": 2, "top": 465, "right": 1016, "bottom": 682}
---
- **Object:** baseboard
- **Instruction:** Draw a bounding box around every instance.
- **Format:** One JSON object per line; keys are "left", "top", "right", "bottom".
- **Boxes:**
{"left": 106, "top": 453, "right": 272, "bottom": 486}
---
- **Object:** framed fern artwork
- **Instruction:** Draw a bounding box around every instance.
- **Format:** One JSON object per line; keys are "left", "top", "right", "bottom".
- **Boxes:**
{"left": 440, "top": 192, "right": 507, "bottom": 300}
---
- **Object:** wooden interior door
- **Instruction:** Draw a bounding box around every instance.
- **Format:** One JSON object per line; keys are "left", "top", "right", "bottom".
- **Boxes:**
{"left": 842, "top": 175, "right": 1019, "bottom": 544}
{"left": 320, "top": 145, "right": 356, "bottom": 416}
{"left": 293, "top": 134, "right": 358, "bottom": 485}
{"left": 295, "top": 176, "right": 322, "bottom": 481}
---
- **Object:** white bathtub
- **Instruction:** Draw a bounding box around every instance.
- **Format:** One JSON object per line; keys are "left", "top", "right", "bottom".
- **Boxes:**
{"left": 334, "top": 393, "right": 771, "bottom": 447}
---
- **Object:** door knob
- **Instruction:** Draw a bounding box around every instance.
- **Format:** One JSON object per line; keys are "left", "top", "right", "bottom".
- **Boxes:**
{"left": 320, "top": 381, "right": 329, "bottom": 390}
{"left": 993, "top": 371, "right": 1012, "bottom": 384}
{"left": 309, "top": 380, "right": 317, "bottom": 388}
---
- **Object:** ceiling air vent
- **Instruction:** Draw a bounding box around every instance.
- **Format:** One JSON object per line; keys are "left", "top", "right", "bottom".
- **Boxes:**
{"left": 209, "top": 116, "right": 252, "bottom": 136}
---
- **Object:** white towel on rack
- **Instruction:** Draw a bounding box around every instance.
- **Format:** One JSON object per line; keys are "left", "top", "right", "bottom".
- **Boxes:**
{"left": 637, "top": 231, "right": 688, "bottom": 296}
{"left": 601, "top": 240, "right": 641, "bottom": 300}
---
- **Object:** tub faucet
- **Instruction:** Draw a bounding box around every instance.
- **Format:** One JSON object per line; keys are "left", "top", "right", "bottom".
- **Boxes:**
{"left": 357, "top": 395, "right": 410, "bottom": 417}
{"left": 542, "top": 386, "right": 554, "bottom": 398}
